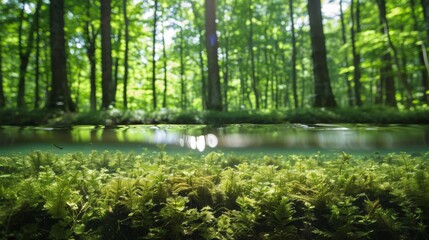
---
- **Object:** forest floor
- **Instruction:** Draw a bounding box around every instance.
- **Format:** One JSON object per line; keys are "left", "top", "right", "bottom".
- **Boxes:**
{"left": 0, "top": 106, "right": 429, "bottom": 127}
{"left": 1, "top": 150, "right": 428, "bottom": 239}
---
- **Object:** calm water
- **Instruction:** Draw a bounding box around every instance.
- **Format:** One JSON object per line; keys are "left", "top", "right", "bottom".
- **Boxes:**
{"left": 0, "top": 124, "right": 428, "bottom": 155}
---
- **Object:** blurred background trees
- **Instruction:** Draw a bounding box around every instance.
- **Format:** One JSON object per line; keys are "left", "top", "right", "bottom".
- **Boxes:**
{"left": 0, "top": 0, "right": 428, "bottom": 112}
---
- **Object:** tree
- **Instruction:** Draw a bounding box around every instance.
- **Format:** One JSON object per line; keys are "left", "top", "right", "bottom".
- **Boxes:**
{"left": 46, "top": 0, "right": 75, "bottom": 111}
{"left": 248, "top": 0, "right": 260, "bottom": 109}
{"left": 151, "top": 0, "right": 159, "bottom": 110}
{"left": 0, "top": 34, "right": 5, "bottom": 108}
{"left": 339, "top": 0, "right": 353, "bottom": 106}
{"left": 289, "top": 0, "right": 298, "bottom": 109}
{"left": 350, "top": 0, "right": 362, "bottom": 106}
{"left": 422, "top": 0, "right": 429, "bottom": 42}
{"left": 191, "top": 0, "right": 208, "bottom": 110}
{"left": 205, "top": 0, "right": 222, "bottom": 111}
{"left": 417, "top": 0, "right": 429, "bottom": 103}
{"left": 123, "top": 0, "right": 129, "bottom": 109}
{"left": 17, "top": 0, "right": 42, "bottom": 108}
{"left": 307, "top": 0, "right": 336, "bottom": 108}
{"left": 83, "top": 0, "right": 100, "bottom": 111}
{"left": 101, "top": 0, "right": 113, "bottom": 109}
{"left": 34, "top": 2, "right": 41, "bottom": 109}
{"left": 375, "top": 0, "right": 396, "bottom": 107}
{"left": 377, "top": 0, "right": 412, "bottom": 107}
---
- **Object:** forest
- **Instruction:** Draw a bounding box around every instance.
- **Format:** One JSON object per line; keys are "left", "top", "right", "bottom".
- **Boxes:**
{"left": 0, "top": 0, "right": 429, "bottom": 115}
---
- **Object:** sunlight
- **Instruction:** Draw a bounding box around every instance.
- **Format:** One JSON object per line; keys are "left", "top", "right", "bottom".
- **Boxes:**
{"left": 322, "top": 0, "right": 344, "bottom": 19}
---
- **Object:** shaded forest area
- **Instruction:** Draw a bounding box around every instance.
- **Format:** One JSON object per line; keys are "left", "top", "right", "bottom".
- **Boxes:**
{"left": 0, "top": 0, "right": 429, "bottom": 114}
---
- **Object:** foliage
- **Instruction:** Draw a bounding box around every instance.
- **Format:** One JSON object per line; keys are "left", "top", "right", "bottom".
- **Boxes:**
{"left": 1, "top": 150, "right": 429, "bottom": 239}
{"left": 1, "top": 107, "right": 429, "bottom": 126}
{"left": 0, "top": 0, "right": 428, "bottom": 111}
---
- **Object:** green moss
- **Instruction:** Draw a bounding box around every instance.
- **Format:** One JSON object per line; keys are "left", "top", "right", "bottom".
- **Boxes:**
{"left": 1, "top": 150, "right": 429, "bottom": 239}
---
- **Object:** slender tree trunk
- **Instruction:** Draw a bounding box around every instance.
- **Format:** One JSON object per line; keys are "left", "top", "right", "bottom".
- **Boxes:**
{"left": 422, "top": 0, "right": 429, "bottom": 42}
{"left": 43, "top": 38, "right": 50, "bottom": 103}
{"left": 151, "top": 0, "right": 159, "bottom": 110}
{"left": 220, "top": 2, "right": 233, "bottom": 111}
{"left": 84, "top": 0, "right": 98, "bottom": 111}
{"left": 421, "top": 0, "right": 429, "bottom": 104}
{"left": 248, "top": 0, "right": 260, "bottom": 109}
{"left": 382, "top": 53, "right": 397, "bottom": 107}
{"left": 112, "top": 31, "right": 121, "bottom": 107}
{"left": 123, "top": 0, "right": 129, "bottom": 109}
{"left": 162, "top": 20, "right": 167, "bottom": 108}
{"left": 191, "top": 1, "right": 208, "bottom": 110}
{"left": 47, "top": 0, "right": 75, "bottom": 111}
{"left": 34, "top": 8, "right": 40, "bottom": 109}
{"left": 289, "top": 0, "right": 298, "bottom": 109}
{"left": 350, "top": 0, "right": 363, "bottom": 106}
{"left": 412, "top": 0, "right": 429, "bottom": 104}
{"left": 179, "top": 26, "right": 186, "bottom": 110}
{"left": 18, "top": 0, "right": 42, "bottom": 108}
{"left": 339, "top": 0, "right": 353, "bottom": 107}
{"left": 222, "top": 35, "right": 230, "bottom": 111}
{"left": 307, "top": 0, "right": 337, "bottom": 108}
{"left": 376, "top": 0, "right": 412, "bottom": 107}
{"left": 101, "top": 0, "right": 113, "bottom": 109}
{"left": 179, "top": 1, "right": 187, "bottom": 110}
{"left": 205, "top": 0, "right": 222, "bottom": 111}
{"left": 0, "top": 34, "right": 5, "bottom": 108}
{"left": 263, "top": 37, "right": 270, "bottom": 109}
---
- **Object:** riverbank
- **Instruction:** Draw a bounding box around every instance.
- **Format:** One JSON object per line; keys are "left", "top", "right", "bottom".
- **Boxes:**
{"left": 1, "top": 107, "right": 429, "bottom": 127}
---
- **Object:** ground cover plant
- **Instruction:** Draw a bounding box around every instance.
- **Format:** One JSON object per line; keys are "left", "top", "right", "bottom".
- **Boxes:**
{"left": 1, "top": 107, "right": 429, "bottom": 126}
{"left": 0, "top": 150, "right": 429, "bottom": 239}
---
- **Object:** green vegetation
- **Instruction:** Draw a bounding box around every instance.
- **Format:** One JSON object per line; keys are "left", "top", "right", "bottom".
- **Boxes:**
{"left": 1, "top": 150, "right": 428, "bottom": 239}
{"left": 1, "top": 0, "right": 429, "bottom": 112}
{"left": 1, "top": 107, "right": 429, "bottom": 126}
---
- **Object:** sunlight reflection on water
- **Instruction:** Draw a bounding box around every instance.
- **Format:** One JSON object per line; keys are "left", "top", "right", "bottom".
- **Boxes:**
{"left": 0, "top": 124, "right": 428, "bottom": 154}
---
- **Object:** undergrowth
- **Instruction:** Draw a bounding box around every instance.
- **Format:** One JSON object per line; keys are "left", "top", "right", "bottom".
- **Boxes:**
{"left": 1, "top": 107, "right": 429, "bottom": 126}
{"left": 0, "top": 151, "right": 428, "bottom": 239}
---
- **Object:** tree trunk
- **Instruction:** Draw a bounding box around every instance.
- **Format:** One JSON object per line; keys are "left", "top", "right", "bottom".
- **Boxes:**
{"left": 263, "top": 36, "right": 270, "bottom": 109}
{"left": 151, "top": 0, "right": 159, "bottom": 110}
{"left": 123, "top": 0, "right": 129, "bottom": 109}
{"left": 179, "top": 1, "right": 187, "bottom": 110}
{"left": 191, "top": 1, "right": 208, "bottom": 110}
{"left": 112, "top": 31, "right": 121, "bottom": 107}
{"left": 84, "top": 0, "right": 98, "bottom": 111}
{"left": 289, "top": 0, "right": 298, "bottom": 109}
{"left": 381, "top": 53, "right": 397, "bottom": 107}
{"left": 205, "top": 0, "right": 222, "bottom": 111}
{"left": 0, "top": 34, "right": 5, "bottom": 108}
{"left": 34, "top": 2, "right": 41, "bottom": 109}
{"left": 18, "top": 0, "right": 42, "bottom": 108}
{"left": 222, "top": 33, "right": 230, "bottom": 111}
{"left": 422, "top": 0, "right": 429, "bottom": 42}
{"left": 350, "top": 0, "right": 363, "bottom": 106}
{"left": 340, "top": 0, "right": 353, "bottom": 107}
{"left": 101, "top": 0, "right": 113, "bottom": 109}
{"left": 413, "top": 0, "right": 429, "bottom": 104}
{"left": 162, "top": 19, "right": 168, "bottom": 109}
{"left": 307, "top": 0, "right": 337, "bottom": 108}
{"left": 376, "top": 0, "right": 412, "bottom": 107}
{"left": 248, "top": 0, "right": 260, "bottom": 109}
{"left": 47, "top": 0, "right": 75, "bottom": 111}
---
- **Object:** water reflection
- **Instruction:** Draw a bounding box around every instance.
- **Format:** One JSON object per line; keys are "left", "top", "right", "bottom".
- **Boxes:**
{"left": 0, "top": 124, "right": 428, "bottom": 154}
{"left": 178, "top": 134, "right": 218, "bottom": 152}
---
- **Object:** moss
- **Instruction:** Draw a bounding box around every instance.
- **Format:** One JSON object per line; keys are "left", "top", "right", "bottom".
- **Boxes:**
{"left": 0, "top": 150, "right": 428, "bottom": 239}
